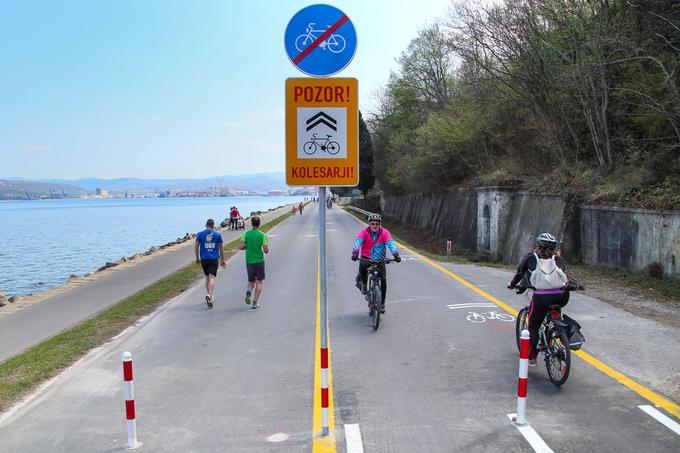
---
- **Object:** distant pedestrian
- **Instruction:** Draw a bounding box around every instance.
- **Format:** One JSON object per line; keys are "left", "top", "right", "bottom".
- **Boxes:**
{"left": 298, "top": 202, "right": 304, "bottom": 215}
{"left": 239, "top": 216, "right": 269, "bottom": 309}
{"left": 292, "top": 205, "right": 297, "bottom": 215}
{"left": 195, "top": 219, "right": 226, "bottom": 308}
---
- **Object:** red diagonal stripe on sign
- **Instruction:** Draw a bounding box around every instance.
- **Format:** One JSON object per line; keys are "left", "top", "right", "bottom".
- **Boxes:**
{"left": 292, "top": 15, "right": 349, "bottom": 65}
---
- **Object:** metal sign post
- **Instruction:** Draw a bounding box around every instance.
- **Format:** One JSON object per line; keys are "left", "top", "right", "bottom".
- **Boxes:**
{"left": 318, "top": 186, "right": 329, "bottom": 436}
{"left": 285, "top": 4, "right": 358, "bottom": 438}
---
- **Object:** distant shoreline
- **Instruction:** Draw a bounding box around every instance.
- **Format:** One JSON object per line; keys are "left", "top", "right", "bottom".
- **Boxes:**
{"left": 0, "top": 193, "right": 313, "bottom": 201}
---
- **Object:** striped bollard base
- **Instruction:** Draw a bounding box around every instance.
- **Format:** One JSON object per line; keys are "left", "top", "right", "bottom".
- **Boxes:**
{"left": 123, "top": 352, "right": 139, "bottom": 449}
{"left": 516, "top": 329, "right": 530, "bottom": 425}
{"left": 321, "top": 347, "right": 329, "bottom": 436}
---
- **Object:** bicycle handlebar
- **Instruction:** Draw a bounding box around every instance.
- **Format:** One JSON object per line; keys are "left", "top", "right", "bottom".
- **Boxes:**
{"left": 358, "top": 258, "right": 397, "bottom": 265}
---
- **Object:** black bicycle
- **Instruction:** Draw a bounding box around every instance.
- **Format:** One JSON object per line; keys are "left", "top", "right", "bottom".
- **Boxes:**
{"left": 359, "top": 258, "right": 396, "bottom": 330}
{"left": 514, "top": 283, "right": 585, "bottom": 386}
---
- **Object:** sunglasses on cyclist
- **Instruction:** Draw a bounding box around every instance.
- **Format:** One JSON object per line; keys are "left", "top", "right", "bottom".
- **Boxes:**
{"left": 369, "top": 222, "right": 381, "bottom": 226}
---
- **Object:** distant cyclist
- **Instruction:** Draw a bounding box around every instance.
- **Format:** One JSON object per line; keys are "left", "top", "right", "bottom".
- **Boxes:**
{"left": 229, "top": 206, "right": 240, "bottom": 230}
{"left": 195, "top": 218, "right": 226, "bottom": 308}
{"left": 508, "top": 233, "right": 569, "bottom": 366}
{"left": 351, "top": 213, "right": 401, "bottom": 313}
{"left": 298, "top": 202, "right": 304, "bottom": 215}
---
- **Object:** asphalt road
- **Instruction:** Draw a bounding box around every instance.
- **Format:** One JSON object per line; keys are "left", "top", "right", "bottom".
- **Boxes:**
{"left": 0, "top": 203, "right": 678, "bottom": 452}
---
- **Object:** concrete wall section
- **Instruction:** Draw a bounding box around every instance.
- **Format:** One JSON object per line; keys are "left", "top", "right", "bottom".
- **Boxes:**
{"left": 381, "top": 193, "right": 478, "bottom": 252}
{"left": 475, "top": 188, "right": 515, "bottom": 261}
{"left": 581, "top": 206, "right": 680, "bottom": 278}
{"left": 377, "top": 191, "right": 680, "bottom": 280}
{"left": 502, "top": 193, "right": 568, "bottom": 265}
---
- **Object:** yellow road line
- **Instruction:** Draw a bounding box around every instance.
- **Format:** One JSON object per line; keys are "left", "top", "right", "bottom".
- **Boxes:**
{"left": 313, "top": 247, "right": 336, "bottom": 452}
{"left": 341, "top": 208, "right": 680, "bottom": 420}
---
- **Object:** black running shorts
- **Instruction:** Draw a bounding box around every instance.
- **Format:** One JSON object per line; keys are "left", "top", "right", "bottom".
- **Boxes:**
{"left": 201, "top": 259, "right": 219, "bottom": 276}
{"left": 246, "top": 262, "right": 265, "bottom": 282}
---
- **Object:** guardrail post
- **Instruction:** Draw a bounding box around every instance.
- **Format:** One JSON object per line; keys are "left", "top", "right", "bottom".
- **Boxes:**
{"left": 516, "top": 330, "right": 530, "bottom": 425}
{"left": 446, "top": 240, "right": 452, "bottom": 256}
{"left": 122, "top": 351, "right": 138, "bottom": 449}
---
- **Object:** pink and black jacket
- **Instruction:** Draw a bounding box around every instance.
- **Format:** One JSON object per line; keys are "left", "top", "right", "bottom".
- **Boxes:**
{"left": 352, "top": 227, "right": 399, "bottom": 260}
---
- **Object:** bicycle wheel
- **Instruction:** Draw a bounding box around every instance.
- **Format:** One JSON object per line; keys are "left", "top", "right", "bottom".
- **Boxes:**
{"left": 494, "top": 312, "right": 515, "bottom": 322}
{"left": 545, "top": 331, "right": 571, "bottom": 386}
{"left": 466, "top": 312, "right": 486, "bottom": 323}
{"left": 515, "top": 307, "right": 528, "bottom": 351}
{"left": 327, "top": 141, "right": 340, "bottom": 155}
{"left": 327, "top": 34, "right": 346, "bottom": 53}
{"left": 370, "top": 283, "right": 381, "bottom": 330}
{"left": 303, "top": 141, "right": 317, "bottom": 155}
{"left": 295, "top": 34, "right": 309, "bottom": 52}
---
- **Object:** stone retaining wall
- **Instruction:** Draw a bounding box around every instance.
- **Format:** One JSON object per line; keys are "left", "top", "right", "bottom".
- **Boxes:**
{"left": 371, "top": 190, "right": 680, "bottom": 279}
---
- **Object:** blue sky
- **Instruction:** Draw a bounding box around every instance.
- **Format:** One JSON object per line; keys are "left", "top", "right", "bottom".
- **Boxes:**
{"left": 0, "top": 0, "right": 450, "bottom": 179}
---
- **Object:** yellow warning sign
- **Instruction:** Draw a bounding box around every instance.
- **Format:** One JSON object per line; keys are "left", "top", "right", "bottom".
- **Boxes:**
{"left": 285, "top": 78, "right": 358, "bottom": 186}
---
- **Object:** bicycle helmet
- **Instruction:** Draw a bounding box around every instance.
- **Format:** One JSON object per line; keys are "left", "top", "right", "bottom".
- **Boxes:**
{"left": 536, "top": 232, "right": 558, "bottom": 248}
{"left": 367, "top": 213, "right": 382, "bottom": 223}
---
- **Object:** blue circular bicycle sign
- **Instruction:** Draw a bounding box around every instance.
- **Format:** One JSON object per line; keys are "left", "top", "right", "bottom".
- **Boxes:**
{"left": 284, "top": 4, "right": 357, "bottom": 77}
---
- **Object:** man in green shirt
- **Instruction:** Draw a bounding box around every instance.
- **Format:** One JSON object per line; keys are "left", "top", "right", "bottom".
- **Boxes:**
{"left": 239, "top": 216, "right": 269, "bottom": 309}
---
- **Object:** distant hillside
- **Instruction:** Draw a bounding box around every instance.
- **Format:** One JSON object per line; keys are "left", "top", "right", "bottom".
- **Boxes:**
{"left": 0, "top": 179, "right": 87, "bottom": 200}
{"left": 33, "top": 172, "right": 287, "bottom": 193}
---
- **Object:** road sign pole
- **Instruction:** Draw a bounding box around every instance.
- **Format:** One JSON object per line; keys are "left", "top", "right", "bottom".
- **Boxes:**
{"left": 319, "top": 186, "right": 330, "bottom": 436}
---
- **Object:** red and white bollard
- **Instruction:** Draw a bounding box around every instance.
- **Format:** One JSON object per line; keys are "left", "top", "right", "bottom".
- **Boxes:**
{"left": 122, "top": 351, "right": 138, "bottom": 449}
{"left": 516, "top": 329, "right": 530, "bottom": 425}
{"left": 321, "top": 347, "right": 330, "bottom": 435}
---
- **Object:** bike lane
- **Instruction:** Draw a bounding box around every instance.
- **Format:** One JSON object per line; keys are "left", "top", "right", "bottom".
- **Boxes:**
{"left": 325, "top": 208, "right": 679, "bottom": 452}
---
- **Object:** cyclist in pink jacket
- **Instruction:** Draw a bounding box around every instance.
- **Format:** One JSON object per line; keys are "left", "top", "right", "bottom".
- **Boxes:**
{"left": 351, "top": 213, "right": 401, "bottom": 312}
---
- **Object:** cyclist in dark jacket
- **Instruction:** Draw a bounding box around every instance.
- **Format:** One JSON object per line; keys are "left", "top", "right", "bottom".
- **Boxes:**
{"left": 508, "top": 233, "right": 569, "bottom": 366}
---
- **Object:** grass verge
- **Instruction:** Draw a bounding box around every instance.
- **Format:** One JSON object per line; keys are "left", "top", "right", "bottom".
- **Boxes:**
{"left": 0, "top": 208, "right": 295, "bottom": 412}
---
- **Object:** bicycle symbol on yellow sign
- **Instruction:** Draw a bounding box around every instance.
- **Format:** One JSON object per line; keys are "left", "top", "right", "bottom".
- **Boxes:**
{"left": 303, "top": 133, "right": 340, "bottom": 155}
{"left": 295, "top": 23, "right": 347, "bottom": 54}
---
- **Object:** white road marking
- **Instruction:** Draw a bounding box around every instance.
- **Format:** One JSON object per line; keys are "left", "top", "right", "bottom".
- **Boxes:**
{"left": 266, "top": 432, "right": 290, "bottom": 442}
{"left": 268, "top": 234, "right": 279, "bottom": 238}
{"left": 639, "top": 405, "right": 680, "bottom": 435}
{"left": 466, "top": 311, "right": 515, "bottom": 323}
{"left": 306, "top": 234, "right": 318, "bottom": 237}
{"left": 447, "top": 303, "right": 496, "bottom": 309}
{"left": 344, "top": 424, "right": 364, "bottom": 453}
{"left": 507, "top": 414, "right": 555, "bottom": 453}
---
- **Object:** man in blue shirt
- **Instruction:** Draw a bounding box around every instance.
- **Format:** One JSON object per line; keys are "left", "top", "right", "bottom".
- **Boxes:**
{"left": 194, "top": 218, "right": 225, "bottom": 308}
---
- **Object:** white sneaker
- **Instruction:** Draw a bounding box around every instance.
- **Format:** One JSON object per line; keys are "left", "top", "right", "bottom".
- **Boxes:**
{"left": 206, "top": 295, "right": 213, "bottom": 308}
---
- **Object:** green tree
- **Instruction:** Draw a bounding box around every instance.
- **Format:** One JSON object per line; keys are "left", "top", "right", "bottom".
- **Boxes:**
{"left": 357, "top": 111, "right": 375, "bottom": 198}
